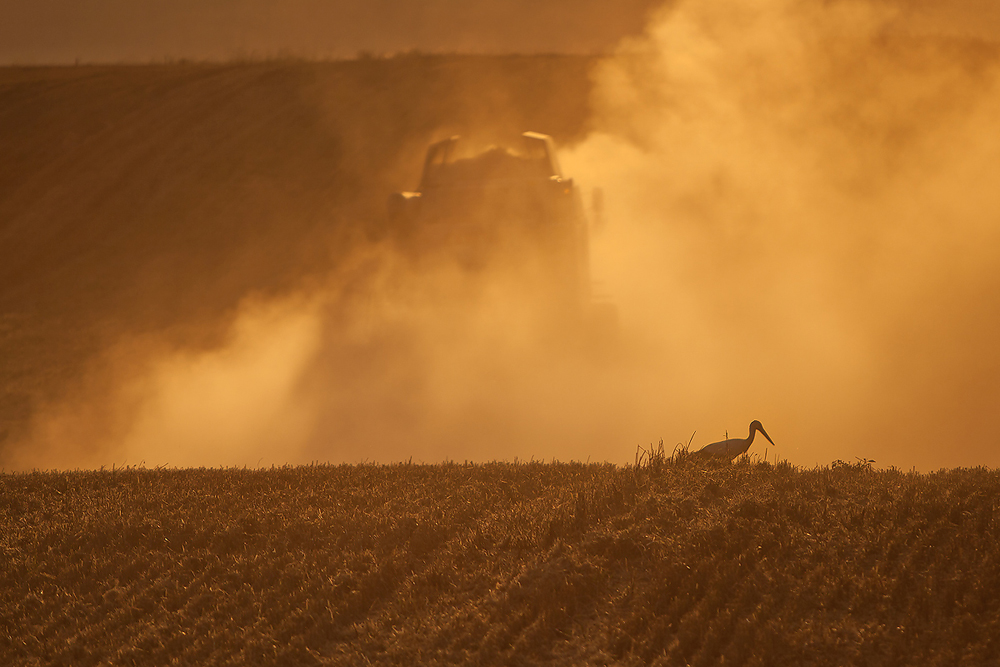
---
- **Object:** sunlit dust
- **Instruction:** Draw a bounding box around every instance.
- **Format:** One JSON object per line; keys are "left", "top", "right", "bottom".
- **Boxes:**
{"left": 119, "top": 298, "right": 323, "bottom": 468}
{"left": 563, "top": 0, "right": 1000, "bottom": 470}
{"left": 6, "top": 0, "right": 1000, "bottom": 472}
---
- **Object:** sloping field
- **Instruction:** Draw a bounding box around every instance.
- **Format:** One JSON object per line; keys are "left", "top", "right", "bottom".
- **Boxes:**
{"left": 3, "top": 459, "right": 999, "bottom": 665}
{"left": 0, "top": 57, "right": 593, "bottom": 452}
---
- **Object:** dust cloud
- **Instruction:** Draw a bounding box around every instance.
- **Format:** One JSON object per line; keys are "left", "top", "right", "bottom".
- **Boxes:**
{"left": 7, "top": 298, "right": 323, "bottom": 470}
{"left": 7, "top": 0, "right": 1000, "bottom": 472}
{"left": 563, "top": 0, "right": 1000, "bottom": 470}
{"left": 9, "top": 236, "right": 635, "bottom": 470}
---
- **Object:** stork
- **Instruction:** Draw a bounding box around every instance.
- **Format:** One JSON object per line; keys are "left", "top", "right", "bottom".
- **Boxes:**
{"left": 695, "top": 420, "right": 775, "bottom": 460}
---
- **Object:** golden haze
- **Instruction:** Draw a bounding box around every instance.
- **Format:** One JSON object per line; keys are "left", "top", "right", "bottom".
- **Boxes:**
{"left": 3, "top": 0, "right": 1000, "bottom": 471}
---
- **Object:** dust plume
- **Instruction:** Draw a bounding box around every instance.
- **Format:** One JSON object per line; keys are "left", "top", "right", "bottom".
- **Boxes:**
{"left": 6, "top": 0, "right": 1000, "bottom": 472}
{"left": 7, "top": 236, "right": 633, "bottom": 470}
{"left": 562, "top": 0, "right": 1000, "bottom": 469}
{"left": 6, "top": 298, "right": 323, "bottom": 470}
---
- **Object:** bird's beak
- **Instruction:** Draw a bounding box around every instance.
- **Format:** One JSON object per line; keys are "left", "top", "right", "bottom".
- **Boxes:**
{"left": 760, "top": 426, "right": 775, "bottom": 446}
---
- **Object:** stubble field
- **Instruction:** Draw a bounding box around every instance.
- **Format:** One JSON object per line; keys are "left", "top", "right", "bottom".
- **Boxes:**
{"left": 3, "top": 458, "right": 1000, "bottom": 665}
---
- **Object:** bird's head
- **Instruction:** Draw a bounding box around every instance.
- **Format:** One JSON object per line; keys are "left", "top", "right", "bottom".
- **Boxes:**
{"left": 751, "top": 420, "right": 775, "bottom": 446}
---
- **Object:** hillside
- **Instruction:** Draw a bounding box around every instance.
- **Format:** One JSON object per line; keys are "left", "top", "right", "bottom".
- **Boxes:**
{"left": 3, "top": 459, "right": 999, "bottom": 665}
{"left": 0, "top": 56, "right": 594, "bottom": 455}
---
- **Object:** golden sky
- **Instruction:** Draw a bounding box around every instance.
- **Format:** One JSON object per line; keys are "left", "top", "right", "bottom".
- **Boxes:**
{"left": 0, "top": 0, "right": 661, "bottom": 63}
{"left": 2, "top": 0, "right": 998, "bottom": 65}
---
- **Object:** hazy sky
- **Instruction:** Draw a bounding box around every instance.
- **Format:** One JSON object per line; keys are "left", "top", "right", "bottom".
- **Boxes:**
{"left": 2, "top": 0, "right": 999, "bottom": 65}
{"left": 0, "top": 0, "right": 662, "bottom": 64}
{"left": 6, "top": 0, "right": 1000, "bottom": 472}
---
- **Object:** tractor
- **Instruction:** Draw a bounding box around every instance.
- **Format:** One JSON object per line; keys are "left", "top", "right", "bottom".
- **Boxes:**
{"left": 386, "top": 132, "right": 608, "bottom": 332}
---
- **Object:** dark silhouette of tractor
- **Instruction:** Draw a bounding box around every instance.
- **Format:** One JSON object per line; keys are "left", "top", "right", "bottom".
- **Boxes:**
{"left": 387, "top": 132, "right": 606, "bottom": 329}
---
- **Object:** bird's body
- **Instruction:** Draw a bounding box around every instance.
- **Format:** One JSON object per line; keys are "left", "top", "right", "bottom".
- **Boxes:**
{"left": 696, "top": 420, "right": 775, "bottom": 460}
